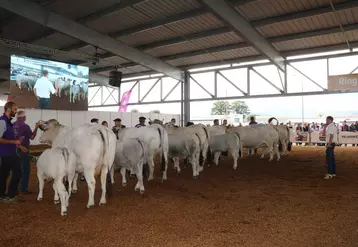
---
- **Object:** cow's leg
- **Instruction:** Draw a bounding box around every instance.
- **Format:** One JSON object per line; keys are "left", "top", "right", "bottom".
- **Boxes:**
{"left": 54, "top": 179, "right": 68, "bottom": 216}
{"left": 66, "top": 173, "right": 74, "bottom": 207}
{"left": 134, "top": 162, "right": 145, "bottom": 194}
{"left": 99, "top": 166, "right": 109, "bottom": 206}
{"left": 161, "top": 150, "right": 169, "bottom": 182}
{"left": 173, "top": 157, "right": 181, "bottom": 173}
{"left": 260, "top": 147, "right": 266, "bottom": 159}
{"left": 232, "top": 150, "right": 239, "bottom": 170}
{"left": 214, "top": 152, "right": 221, "bottom": 166}
{"left": 83, "top": 169, "right": 95, "bottom": 208}
{"left": 110, "top": 165, "right": 115, "bottom": 184}
{"left": 37, "top": 170, "right": 45, "bottom": 201}
{"left": 268, "top": 145, "right": 275, "bottom": 161}
{"left": 146, "top": 152, "right": 155, "bottom": 181}
{"left": 72, "top": 173, "right": 79, "bottom": 193}
{"left": 193, "top": 151, "right": 201, "bottom": 178}
{"left": 52, "top": 182, "right": 60, "bottom": 204}
{"left": 120, "top": 167, "right": 127, "bottom": 186}
{"left": 275, "top": 144, "right": 281, "bottom": 161}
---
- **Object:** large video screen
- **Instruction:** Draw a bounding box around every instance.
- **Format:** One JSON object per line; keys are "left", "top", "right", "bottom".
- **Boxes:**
{"left": 10, "top": 55, "right": 89, "bottom": 110}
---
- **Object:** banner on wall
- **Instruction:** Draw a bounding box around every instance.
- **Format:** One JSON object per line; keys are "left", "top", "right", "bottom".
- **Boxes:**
{"left": 328, "top": 73, "right": 358, "bottom": 91}
{"left": 291, "top": 131, "right": 358, "bottom": 144}
{"left": 118, "top": 90, "right": 132, "bottom": 112}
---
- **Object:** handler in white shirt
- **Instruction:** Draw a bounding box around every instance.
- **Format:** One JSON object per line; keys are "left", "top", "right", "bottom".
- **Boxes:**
{"left": 33, "top": 70, "right": 58, "bottom": 109}
{"left": 324, "top": 116, "right": 338, "bottom": 180}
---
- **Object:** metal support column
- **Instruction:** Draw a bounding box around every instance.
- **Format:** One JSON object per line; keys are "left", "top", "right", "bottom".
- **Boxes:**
{"left": 284, "top": 63, "right": 288, "bottom": 93}
{"left": 183, "top": 71, "right": 190, "bottom": 125}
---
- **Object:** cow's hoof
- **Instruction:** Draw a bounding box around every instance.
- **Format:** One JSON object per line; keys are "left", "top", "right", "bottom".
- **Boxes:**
{"left": 122, "top": 183, "right": 127, "bottom": 187}
{"left": 72, "top": 190, "right": 77, "bottom": 194}
{"left": 87, "top": 204, "right": 94, "bottom": 209}
{"left": 37, "top": 197, "right": 42, "bottom": 201}
{"left": 54, "top": 200, "right": 60, "bottom": 204}
{"left": 140, "top": 190, "right": 145, "bottom": 194}
{"left": 99, "top": 203, "right": 106, "bottom": 206}
{"left": 135, "top": 187, "right": 139, "bottom": 192}
{"left": 61, "top": 211, "right": 68, "bottom": 216}
{"left": 233, "top": 166, "right": 237, "bottom": 170}
{"left": 193, "top": 175, "right": 197, "bottom": 179}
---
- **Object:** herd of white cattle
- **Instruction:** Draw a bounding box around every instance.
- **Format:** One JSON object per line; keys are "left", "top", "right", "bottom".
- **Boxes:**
{"left": 15, "top": 73, "right": 88, "bottom": 103}
{"left": 35, "top": 118, "right": 292, "bottom": 216}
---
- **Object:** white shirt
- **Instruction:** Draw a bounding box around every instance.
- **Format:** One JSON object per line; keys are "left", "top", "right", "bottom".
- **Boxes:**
{"left": 325, "top": 123, "right": 338, "bottom": 143}
{"left": 34, "top": 76, "right": 55, "bottom": 98}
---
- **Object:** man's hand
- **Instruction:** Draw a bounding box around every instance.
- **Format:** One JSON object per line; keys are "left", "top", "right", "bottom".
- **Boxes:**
{"left": 13, "top": 140, "right": 21, "bottom": 145}
{"left": 18, "top": 145, "right": 28, "bottom": 153}
{"left": 35, "top": 122, "right": 41, "bottom": 128}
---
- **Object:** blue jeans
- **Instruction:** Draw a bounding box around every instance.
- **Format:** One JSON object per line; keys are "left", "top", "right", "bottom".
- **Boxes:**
{"left": 39, "top": 98, "right": 50, "bottom": 109}
{"left": 326, "top": 145, "right": 336, "bottom": 175}
{"left": 18, "top": 149, "right": 30, "bottom": 192}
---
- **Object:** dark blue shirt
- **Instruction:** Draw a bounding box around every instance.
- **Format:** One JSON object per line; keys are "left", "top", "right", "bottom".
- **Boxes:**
{"left": 249, "top": 121, "right": 258, "bottom": 125}
{"left": 0, "top": 114, "right": 16, "bottom": 156}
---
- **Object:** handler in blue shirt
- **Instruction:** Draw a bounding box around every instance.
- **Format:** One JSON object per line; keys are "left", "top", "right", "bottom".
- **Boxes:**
{"left": 0, "top": 102, "right": 28, "bottom": 203}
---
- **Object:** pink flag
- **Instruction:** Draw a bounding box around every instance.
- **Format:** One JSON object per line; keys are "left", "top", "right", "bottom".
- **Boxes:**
{"left": 118, "top": 90, "right": 132, "bottom": 112}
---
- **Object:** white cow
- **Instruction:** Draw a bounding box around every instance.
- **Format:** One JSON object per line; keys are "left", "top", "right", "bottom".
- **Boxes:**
{"left": 209, "top": 125, "right": 226, "bottom": 136}
{"left": 228, "top": 125, "right": 280, "bottom": 161}
{"left": 209, "top": 133, "right": 241, "bottom": 169}
{"left": 116, "top": 124, "right": 169, "bottom": 182}
{"left": 36, "top": 147, "right": 77, "bottom": 216}
{"left": 167, "top": 132, "right": 201, "bottom": 178}
{"left": 54, "top": 78, "right": 71, "bottom": 97}
{"left": 39, "top": 120, "right": 116, "bottom": 208}
{"left": 111, "top": 138, "right": 147, "bottom": 194}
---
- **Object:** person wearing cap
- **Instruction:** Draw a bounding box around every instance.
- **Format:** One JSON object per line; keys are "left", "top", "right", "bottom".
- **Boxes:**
{"left": 170, "top": 118, "right": 179, "bottom": 128}
{"left": 13, "top": 110, "right": 41, "bottom": 194}
{"left": 135, "top": 117, "right": 146, "bottom": 128}
{"left": 112, "top": 118, "right": 126, "bottom": 138}
{"left": 0, "top": 102, "right": 28, "bottom": 203}
{"left": 90, "top": 118, "right": 99, "bottom": 124}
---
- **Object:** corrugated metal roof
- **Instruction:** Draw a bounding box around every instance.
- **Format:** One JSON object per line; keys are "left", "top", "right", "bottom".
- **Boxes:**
{"left": 144, "top": 31, "right": 243, "bottom": 57}
{"left": 257, "top": 7, "right": 358, "bottom": 37}
{"left": 167, "top": 46, "right": 259, "bottom": 67}
{"left": 47, "top": 0, "right": 124, "bottom": 20}
{"left": 236, "top": 0, "right": 347, "bottom": 21}
{"left": 117, "top": 13, "right": 225, "bottom": 46}
{"left": 273, "top": 29, "right": 358, "bottom": 51}
{"left": 75, "top": 46, "right": 108, "bottom": 56}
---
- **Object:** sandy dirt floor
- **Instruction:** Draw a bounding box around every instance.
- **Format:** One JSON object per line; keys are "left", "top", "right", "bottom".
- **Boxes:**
{"left": 1, "top": 146, "right": 358, "bottom": 247}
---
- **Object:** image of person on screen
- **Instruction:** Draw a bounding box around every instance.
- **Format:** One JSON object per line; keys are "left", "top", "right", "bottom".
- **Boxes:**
{"left": 33, "top": 70, "right": 58, "bottom": 109}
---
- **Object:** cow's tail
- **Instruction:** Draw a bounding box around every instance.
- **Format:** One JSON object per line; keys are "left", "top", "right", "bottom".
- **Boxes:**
{"left": 286, "top": 126, "right": 292, "bottom": 151}
{"left": 194, "top": 133, "right": 204, "bottom": 166}
{"left": 201, "top": 126, "right": 210, "bottom": 165}
{"left": 156, "top": 126, "right": 167, "bottom": 172}
{"left": 94, "top": 128, "right": 108, "bottom": 178}
{"left": 136, "top": 138, "right": 147, "bottom": 178}
{"left": 234, "top": 133, "right": 241, "bottom": 158}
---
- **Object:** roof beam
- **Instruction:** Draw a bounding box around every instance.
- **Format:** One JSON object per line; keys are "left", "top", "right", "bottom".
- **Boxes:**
{"left": 23, "top": 0, "right": 147, "bottom": 44}
{"left": 0, "top": 0, "right": 184, "bottom": 81}
{"left": 199, "top": 0, "right": 284, "bottom": 70}
{"left": 90, "top": 22, "right": 358, "bottom": 73}
{"left": 251, "top": 0, "right": 358, "bottom": 27}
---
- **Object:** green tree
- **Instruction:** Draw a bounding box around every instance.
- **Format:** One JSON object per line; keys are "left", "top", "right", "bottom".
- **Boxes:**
{"left": 211, "top": 101, "right": 230, "bottom": 115}
{"left": 231, "top": 101, "right": 250, "bottom": 115}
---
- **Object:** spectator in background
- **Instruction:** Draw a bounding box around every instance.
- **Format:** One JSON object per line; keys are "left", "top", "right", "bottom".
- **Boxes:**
{"left": 101, "top": 121, "right": 108, "bottom": 127}
{"left": 112, "top": 118, "right": 125, "bottom": 139}
{"left": 222, "top": 119, "right": 228, "bottom": 126}
{"left": 170, "top": 118, "right": 179, "bottom": 128}
{"left": 296, "top": 123, "right": 303, "bottom": 145}
{"left": 90, "top": 118, "right": 99, "bottom": 124}
{"left": 186, "top": 122, "right": 194, "bottom": 127}
{"left": 13, "top": 110, "right": 40, "bottom": 194}
{"left": 213, "top": 119, "right": 219, "bottom": 126}
{"left": 135, "top": 117, "right": 146, "bottom": 128}
{"left": 33, "top": 70, "right": 59, "bottom": 109}
{"left": 350, "top": 123, "right": 357, "bottom": 147}
{"left": 249, "top": 116, "right": 257, "bottom": 125}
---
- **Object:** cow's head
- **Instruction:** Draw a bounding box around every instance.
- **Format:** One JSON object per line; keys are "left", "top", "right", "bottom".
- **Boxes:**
{"left": 39, "top": 119, "right": 60, "bottom": 145}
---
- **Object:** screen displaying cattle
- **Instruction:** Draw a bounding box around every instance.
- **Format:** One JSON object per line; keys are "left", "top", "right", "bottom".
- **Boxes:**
{"left": 10, "top": 55, "right": 89, "bottom": 110}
